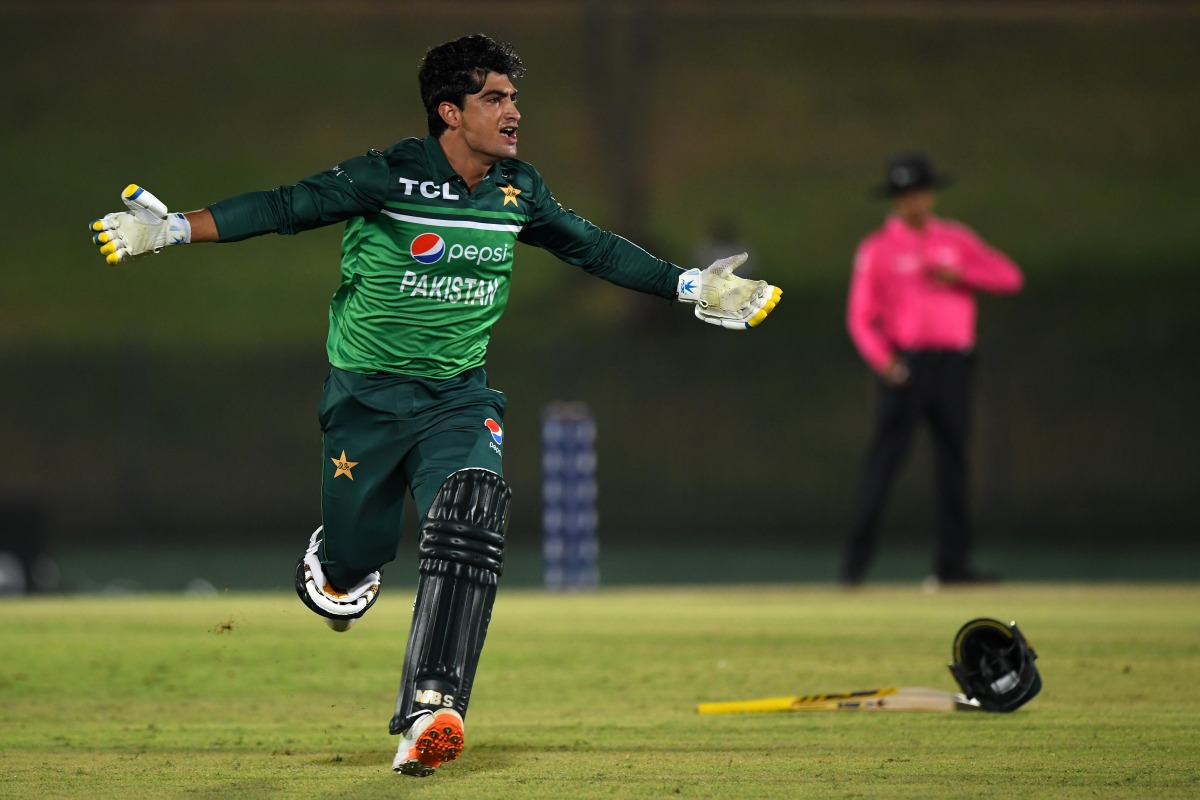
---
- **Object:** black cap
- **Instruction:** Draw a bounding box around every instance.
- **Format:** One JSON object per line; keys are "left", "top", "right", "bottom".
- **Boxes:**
{"left": 874, "top": 151, "right": 952, "bottom": 198}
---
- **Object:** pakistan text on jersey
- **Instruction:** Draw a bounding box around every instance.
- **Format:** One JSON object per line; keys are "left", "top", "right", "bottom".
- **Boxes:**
{"left": 399, "top": 271, "right": 500, "bottom": 305}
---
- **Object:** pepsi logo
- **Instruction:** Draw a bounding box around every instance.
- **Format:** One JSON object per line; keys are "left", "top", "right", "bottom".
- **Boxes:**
{"left": 484, "top": 418, "right": 503, "bottom": 446}
{"left": 410, "top": 232, "right": 446, "bottom": 265}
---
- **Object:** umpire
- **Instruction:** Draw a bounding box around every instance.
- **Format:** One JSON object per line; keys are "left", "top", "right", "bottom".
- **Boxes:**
{"left": 841, "top": 152, "right": 1023, "bottom": 587}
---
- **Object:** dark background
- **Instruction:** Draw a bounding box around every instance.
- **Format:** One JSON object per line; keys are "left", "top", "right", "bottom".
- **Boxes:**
{"left": 3, "top": 1, "right": 1197, "bottom": 590}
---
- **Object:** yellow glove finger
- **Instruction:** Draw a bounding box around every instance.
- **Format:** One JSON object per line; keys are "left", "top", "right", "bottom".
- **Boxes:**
{"left": 746, "top": 286, "right": 782, "bottom": 328}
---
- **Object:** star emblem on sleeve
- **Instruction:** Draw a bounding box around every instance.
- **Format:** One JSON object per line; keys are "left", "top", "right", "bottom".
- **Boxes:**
{"left": 331, "top": 450, "right": 359, "bottom": 480}
{"left": 500, "top": 185, "right": 522, "bottom": 206}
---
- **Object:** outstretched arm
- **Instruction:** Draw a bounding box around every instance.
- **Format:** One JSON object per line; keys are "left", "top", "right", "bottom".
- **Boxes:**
{"left": 88, "top": 152, "right": 390, "bottom": 263}
{"left": 520, "top": 190, "right": 781, "bottom": 330}
{"left": 185, "top": 208, "right": 219, "bottom": 242}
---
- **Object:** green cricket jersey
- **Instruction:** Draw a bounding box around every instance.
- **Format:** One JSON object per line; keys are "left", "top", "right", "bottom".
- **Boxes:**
{"left": 208, "top": 136, "right": 681, "bottom": 378}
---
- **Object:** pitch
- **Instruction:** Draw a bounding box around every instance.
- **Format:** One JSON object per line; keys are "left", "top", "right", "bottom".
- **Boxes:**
{"left": 2, "top": 583, "right": 1197, "bottom": 799}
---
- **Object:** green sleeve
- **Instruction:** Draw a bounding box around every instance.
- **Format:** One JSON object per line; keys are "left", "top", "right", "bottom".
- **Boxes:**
{"left": 518, "top": 179, "right": 680, "bottom": 300}
{"left": 207, "top": 151, "right": 391, "bottom": 242}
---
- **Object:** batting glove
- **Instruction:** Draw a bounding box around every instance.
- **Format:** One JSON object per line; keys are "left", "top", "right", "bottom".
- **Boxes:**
{"left": 90, "top": 184, "right": 191, "bottom": 265}
{"left": 676, "top": 253, "right": 782, "bottom": 330}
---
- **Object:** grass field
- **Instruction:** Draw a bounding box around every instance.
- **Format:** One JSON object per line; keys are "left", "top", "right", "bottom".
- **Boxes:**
{"left": 2, "top": 583, "right": 1197, "bottom": 798}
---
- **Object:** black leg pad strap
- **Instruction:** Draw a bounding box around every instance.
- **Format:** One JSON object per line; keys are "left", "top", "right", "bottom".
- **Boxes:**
{"left": 389, "top": 469, "right": 512, "bottom": 734}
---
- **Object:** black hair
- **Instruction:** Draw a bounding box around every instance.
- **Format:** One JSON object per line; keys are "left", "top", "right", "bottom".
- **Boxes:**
{"left": 419, "top": 34, "right": 526, "bottom": 137}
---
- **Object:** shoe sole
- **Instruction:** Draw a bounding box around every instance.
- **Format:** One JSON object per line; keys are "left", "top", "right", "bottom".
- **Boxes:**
{"left": 394, "top": 710, "right": 464, "bottom": 777}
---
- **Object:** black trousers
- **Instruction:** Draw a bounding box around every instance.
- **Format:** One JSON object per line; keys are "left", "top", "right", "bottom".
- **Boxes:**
{"left": 841, "top": 350, "right": 977, "bottom": 583}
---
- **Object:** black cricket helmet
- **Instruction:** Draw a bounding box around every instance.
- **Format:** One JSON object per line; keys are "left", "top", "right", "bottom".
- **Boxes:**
{"left": 948, "top": 618, "right": 1042, "bottom": 713}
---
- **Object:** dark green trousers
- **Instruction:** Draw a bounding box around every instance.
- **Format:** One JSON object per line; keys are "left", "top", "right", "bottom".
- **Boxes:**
{"left": 317, "top": 366, "right": 507, "bottom": 587}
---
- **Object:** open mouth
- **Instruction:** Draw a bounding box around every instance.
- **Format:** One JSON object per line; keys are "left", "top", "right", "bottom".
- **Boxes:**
{"left": 500, "top": 126, "right": 518, "bottom": 143}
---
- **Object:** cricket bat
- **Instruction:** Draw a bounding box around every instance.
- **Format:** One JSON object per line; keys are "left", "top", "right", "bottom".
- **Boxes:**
{"left": 696, "top": 687, "right": 982, "bottom": 714}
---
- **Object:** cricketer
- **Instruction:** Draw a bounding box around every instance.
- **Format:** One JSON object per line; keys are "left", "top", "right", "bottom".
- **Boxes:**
{"left": 89, "top": 34, "right": 781, "bottom": 776}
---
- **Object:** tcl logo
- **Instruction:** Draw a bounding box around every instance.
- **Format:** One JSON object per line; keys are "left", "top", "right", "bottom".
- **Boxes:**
{"left": 398, "top": 178, "right": 460, "bottom": 200}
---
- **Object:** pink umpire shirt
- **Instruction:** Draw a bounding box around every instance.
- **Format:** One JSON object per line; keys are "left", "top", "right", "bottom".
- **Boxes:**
{"left": 846, "top": 215, "right": 1024, "bottom": 374}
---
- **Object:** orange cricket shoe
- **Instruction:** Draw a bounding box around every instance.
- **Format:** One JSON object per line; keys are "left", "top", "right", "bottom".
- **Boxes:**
{"left": 392, "top": 709, "right": 465, "bottom": 777}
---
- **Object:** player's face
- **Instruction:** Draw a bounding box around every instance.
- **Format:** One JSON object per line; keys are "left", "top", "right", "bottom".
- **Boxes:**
{"left": 458, "top": 72, "right": 521, "bottom": 162}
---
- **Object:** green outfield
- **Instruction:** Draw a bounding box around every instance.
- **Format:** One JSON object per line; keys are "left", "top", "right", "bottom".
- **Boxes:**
{"left": 2, "top": 584, "right": 1197, "bottom": 799}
